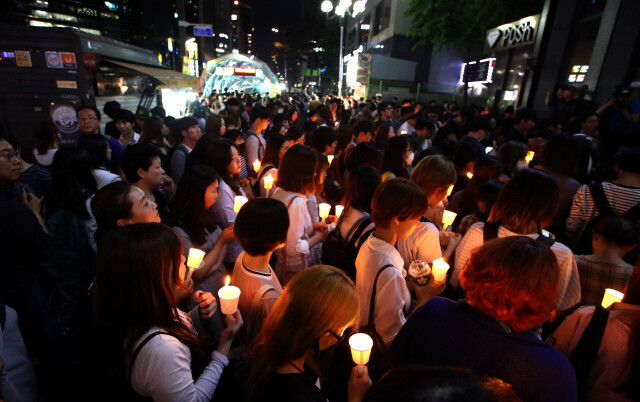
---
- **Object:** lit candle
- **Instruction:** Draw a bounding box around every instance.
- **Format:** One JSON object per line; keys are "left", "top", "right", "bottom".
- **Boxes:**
{"left": 334, "top": 121, "right": 339, "bottom": 127}
{"left": 485, "top": 146, "right": 493, "bottom": 154}
{"left": 218, "top": 276, "right": 241, "bottom": 315}
{"left": 442, "top": 210, "right": 457, "bottom": 230}
{"left": 327, "top": 155, "right": 334, "bottom": 165}
{"left": 335, "top": 205, "right": 344, "bottom": 218}
{"left": 601, "top": 288, "right": 623, "bottom": 308}
{"left": 233, "top": 196, "right": 248, "bottom": 213}
{"left": 349, "top": 333, "right": 373, "bottom": 365}
{"left": 466, "top": 172, "right": 473, "bottom": 179}
{"left": 446, "top": 185, "right": 454, "bottom": 198}
{"left": 186, "top": 248, "right": 205, "bottom": 282}
{"left": 263, "top": 173, "right": 274, "bottom": 190}
{"left": 400, "top": 130, "right": 407, "bottom": 135}
{"left": 525, "top": 151, "right": 535, "bottom": 163}
{"left": 253, "top": 159, "right": 261, "bottom": 172}
{"left": 431, "top": 258, "right": 450, "bottom": 283}
{"left": 319, "top": 203, "right": 331, "bottom": 220}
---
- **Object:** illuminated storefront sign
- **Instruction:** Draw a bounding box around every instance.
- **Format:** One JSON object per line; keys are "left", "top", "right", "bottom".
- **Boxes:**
{"left": 459, "top": 58, "right": 496, "bottom": 85}
{"left": 485, "top": 15, "right": 540, "bottom": 52}
{"left": 568, "top": 65, "right": 589, "bottom": 83}
{"left": 214, "top": 66, "right": 257, "bottom": 76}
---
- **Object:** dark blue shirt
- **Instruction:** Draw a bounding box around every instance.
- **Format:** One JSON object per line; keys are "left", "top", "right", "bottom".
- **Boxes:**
{"left": 388, "top": 298, "right": 577, "bottom": 402}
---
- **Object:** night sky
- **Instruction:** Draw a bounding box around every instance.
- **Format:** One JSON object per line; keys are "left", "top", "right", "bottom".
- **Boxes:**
{"left": 246, "top": 0, "right": 304, "bottom": 60}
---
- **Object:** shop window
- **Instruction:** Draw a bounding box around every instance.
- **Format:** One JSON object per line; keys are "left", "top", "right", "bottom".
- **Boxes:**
{"left": 373, "top": 0, "right": 390, "bottom": 36}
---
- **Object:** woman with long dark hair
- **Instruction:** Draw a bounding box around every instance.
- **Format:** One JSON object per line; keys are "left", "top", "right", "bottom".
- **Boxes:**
{"left": 78, "top": 134, "right": 121, "bottom": 190}
{"left": 94, "top": 223, "right": 242, "bottom": 400}
{"left": 205, "top": 138, "right": 246, "bottom": 266}
{"left": 169, "top": 165, "right": 235, "bottom": 291}
{"left": 380, "top": 135, "right": 412, "bottom": 181}
{"left": 255, "top": 133, "right": 289, "bottom": 198}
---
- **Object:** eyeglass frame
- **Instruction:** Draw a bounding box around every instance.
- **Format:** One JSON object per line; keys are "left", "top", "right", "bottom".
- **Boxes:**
{"left": 0, "top": 149, "right": 21, "bottom": 161}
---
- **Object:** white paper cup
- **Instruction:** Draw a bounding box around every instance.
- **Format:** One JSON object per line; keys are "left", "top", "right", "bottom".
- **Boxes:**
{"left": 349, "top": 333, "right": 373, "bottom": 365}
{"left": 218, "top": 286, "right": 241, "bottom": 315}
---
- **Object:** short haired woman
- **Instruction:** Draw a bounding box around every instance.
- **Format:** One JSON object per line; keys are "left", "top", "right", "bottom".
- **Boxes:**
{"left": 389, "top": 236, "right": 577, "bottom": 402}
{"left": 452, "top": 168, "right": 581, "bottom": 311}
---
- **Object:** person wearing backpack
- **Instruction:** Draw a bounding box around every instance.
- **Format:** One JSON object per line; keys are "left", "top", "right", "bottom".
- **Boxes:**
{"left": 355, "top": 178, "right": 443, "bottom": 349}
{"left": 322, "top": 167, "right": 379, "bottom": 281}
{"left": 252, "top": 133, "right": 289, "bottom": 198}
{"left": 566, "top": 148, "right": 640, "bottom": 263}
{"left": 550, "top": 258, "right": 640, "bottom": 402}
{"left": 453, "top": 169, "right": 582, "bottom": 312}
{"left": 246, "top": 106, "right": 270, "bottom": 175}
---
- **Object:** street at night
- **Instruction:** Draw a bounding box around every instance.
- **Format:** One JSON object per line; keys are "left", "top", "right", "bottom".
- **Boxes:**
{"left": 1, "top": 0, "right": 640, "bottom": 401}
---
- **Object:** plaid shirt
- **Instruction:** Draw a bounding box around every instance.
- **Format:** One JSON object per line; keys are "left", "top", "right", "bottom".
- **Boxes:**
{"left": 576, "top": 255, "right": 633, "bottom": 305}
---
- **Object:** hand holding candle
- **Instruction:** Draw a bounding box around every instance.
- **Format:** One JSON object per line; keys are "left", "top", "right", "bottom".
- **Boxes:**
{"left": 335, "top": 205, "right": 344, "bottom": 218}
{"left": 349, "top": 333, "right": 373, "bottom": 365}
{"left": 431, "top": 258, "right": 450, "bottom": 284}
{"left": 442, "top": 210, "right": 457, "bottom": 230}
{"left": 601, "top": 288, "right": 623, "bottom": 308}
{"left": 218, "top": 276, "right": 241, "bottom": 315}
{"left": 319, "top": 203, "right": 331, "bottom": 220}
{"left": 253, "top": 159, "right": 261, "bottom": 172}
{"left": 233, "top": 196, "right": 248, "bottom": 214}
{"left": 186, "top": 248, "right": 205, "bottom": 282}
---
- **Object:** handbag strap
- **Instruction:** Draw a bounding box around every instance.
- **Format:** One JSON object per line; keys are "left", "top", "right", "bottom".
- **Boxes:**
{"left": 483, "top": 221, "right": 500, "bottom": 242}
{"left": 368, "top": 264, "right": 395, "bottom": 327}
{"left": 346, "top": 216, "right": 373, "bottom": 250}
{"left": 589, "top": 183, "right": 613, "bottom": 216}
{"left": 247, "top": 284, "right": 276, "bottom": 339}
{"left": 282, "top": 195, "right": 301, "bottom": 282}
{"left": 569, "top": 305, "right": 610, "bottom": 401}
{"left": 128, "top": 331, "right": 170, "bottom": 384}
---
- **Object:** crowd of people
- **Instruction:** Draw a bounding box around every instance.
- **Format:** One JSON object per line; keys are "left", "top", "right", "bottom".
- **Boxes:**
{"left": 1, "top": 86, "right": 640, "bottom": 402}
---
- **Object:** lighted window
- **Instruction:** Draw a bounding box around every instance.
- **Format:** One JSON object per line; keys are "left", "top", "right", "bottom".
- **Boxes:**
{"left": 231, "top": 14, "right": 237, "bottom": 21}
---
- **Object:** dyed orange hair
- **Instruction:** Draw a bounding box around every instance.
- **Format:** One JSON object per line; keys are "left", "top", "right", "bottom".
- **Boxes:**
{"left": 460, "top": 236, "right": 560, "bottom": 332}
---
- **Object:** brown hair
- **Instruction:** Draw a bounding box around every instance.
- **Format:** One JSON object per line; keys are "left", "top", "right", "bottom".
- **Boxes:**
{"left": 94, "top": 223, "right": 204, "bottom": 375}
{"left": 410, "top": 155, "right": 457, "bottom": 197}
{"left": 487, "top": 169, "right": 559, "bottom": 234}
{"left": 460, "top": 236, "right": 560, "bottom": 332}
{"left": 371, "top": 178, "right": 428, "bottom": 228}
{"left": 247, "top": 265, "right": 359, "bottom": 398}
{"left": 276, "top": 144, "right": 316, "bottom": 194}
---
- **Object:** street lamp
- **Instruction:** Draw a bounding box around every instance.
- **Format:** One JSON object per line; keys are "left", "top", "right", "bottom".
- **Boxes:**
{"left": 321, "top": 0, "right": 365, "bottom": 98}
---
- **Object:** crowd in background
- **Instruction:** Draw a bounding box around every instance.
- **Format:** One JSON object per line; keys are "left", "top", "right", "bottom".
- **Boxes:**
{"left": 1, "top": 84, "right": 640, "bottom": 402}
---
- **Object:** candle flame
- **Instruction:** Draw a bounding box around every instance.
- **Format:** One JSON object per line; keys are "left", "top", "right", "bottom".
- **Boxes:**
{"left": 225, "top": 276, "right": 230, "bottom": 287}
{"left": 466, "top": 172, "right": 473, "bottom": 179}
{"left": 525, "top": 151, "right": 535, "bottom": 163}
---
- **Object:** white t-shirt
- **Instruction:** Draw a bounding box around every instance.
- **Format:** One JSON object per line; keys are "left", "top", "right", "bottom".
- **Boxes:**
{"left": 396, "top": 219, "right": 442, "bottom": 271}
{"left": 355, "top": 234, "right": 411, "bottom": 346}
{"left": 32, "top": 148, "right": 57, "bottom": 166}
{"left": 453, "top": 222, "right": 581, "bottom": 311}
{"left": 93, "top": 167, "right": 121, "bottom": 190}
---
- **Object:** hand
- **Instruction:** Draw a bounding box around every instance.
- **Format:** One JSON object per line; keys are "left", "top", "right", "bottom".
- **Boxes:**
{"left": 411, "top": 276, "right": 446, "bottom": 307}
{"left": 347, "top": 365, "right": 372, "bottom": 402}
{"left": 193, "top": 291, "right": 217, "bottom": 319}
{"left": 328, "top": 215, "right": 338, "bottom": 224}
{"left": 312, "top": 220, "right": 328, "bottom": 231}
{"left": 161, "top": 175, "right": 175, "bottom": 194}
{"left": 21, "top": 192, "right": 42, "bottom": 214}
{"left": 439, "top": 230, "right": 458, "bottom": 247}
{"left": 217, "top": 310, "right": 244, "bottom": 356}
{"left": 314, "top": 226, "right": 328, "bottom": 242}
{"left": 220, "top": 226, "right": 235, "bottom": 243}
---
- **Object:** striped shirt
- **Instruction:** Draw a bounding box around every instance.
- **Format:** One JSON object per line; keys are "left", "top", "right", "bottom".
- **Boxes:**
{"left": 566, "top": 182, "right": 640, "bottom": 233}
{"left": 575, "top": 255, "right": 633, "bottom": 306}
{"left": 453, "top": 222, "right": 581, "bottom": 311}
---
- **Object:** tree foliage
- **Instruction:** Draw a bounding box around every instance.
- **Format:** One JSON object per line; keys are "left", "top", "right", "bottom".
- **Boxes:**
{"left": 404, "top": 0, "right": 544, "bottom": 55}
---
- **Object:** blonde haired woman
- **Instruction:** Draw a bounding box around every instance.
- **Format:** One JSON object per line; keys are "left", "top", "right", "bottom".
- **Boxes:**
{"left": 246, "top": 265, "right": 371, "bottom": 402}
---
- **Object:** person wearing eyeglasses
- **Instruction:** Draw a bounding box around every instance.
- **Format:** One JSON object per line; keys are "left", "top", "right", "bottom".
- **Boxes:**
{"left": 0, "top": 136, "right": 54, "bottom": 360}
{"left": 246, "top": 265, "right": 371, "bottom": 402}
{"left": 77, "top": 106, "right": 124, "bottom": 173}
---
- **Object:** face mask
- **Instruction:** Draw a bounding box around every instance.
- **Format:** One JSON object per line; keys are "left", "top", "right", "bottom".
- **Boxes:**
{"left": 517, "top": 160, "right": 528, "bottom": 171}
{"left": 405, "top": 152, "right": 415, "bottom": 165}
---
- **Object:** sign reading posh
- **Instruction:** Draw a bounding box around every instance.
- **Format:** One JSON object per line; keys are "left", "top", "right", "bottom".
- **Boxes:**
{"left": 484, "top": 14, "right": 540, "bottom": 53}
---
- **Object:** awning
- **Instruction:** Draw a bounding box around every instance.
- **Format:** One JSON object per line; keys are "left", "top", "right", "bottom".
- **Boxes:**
{"left": 104, "top": 58, "right": 200, "bottom": 89}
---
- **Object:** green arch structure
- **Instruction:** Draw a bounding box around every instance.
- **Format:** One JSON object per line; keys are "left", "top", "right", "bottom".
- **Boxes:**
{"left": 202, "top": 54, "right": 280, "bottom": 96}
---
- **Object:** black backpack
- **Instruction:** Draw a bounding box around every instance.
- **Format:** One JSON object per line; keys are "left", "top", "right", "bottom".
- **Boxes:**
{"left": 483, "top": 221, "right": 556, "bottom": 247}
{"left": 322, "top": 214, "right": 375, "bottom": 281}
{"left": 572, "top": 183, "right": 640, "bottom": 263}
